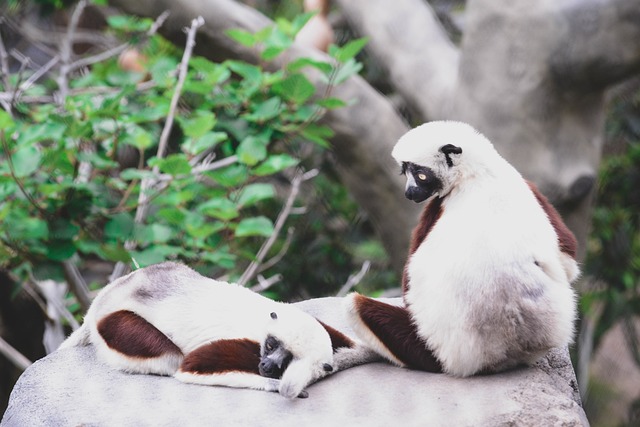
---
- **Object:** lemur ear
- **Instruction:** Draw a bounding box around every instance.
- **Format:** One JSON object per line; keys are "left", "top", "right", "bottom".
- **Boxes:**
{"left": 440, "top": 144, "right": 462, "bottom": 167}
{"left": 270, "top": 312, "right": 278, "bottom": 320}
{"left": 440, "top": 144, "right": 462, "bottom": 155}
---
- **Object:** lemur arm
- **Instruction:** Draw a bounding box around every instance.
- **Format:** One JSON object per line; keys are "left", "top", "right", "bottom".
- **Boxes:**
{"left": 174, "top": 339, "right": 286, "bottom": 394}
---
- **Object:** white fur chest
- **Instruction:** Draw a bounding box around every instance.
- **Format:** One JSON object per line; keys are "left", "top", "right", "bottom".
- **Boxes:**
{"left": 404, "top": 178, "right": 573, "bottom": 376}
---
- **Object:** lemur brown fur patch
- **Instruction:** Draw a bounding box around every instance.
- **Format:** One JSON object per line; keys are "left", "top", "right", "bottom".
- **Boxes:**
{"left": 318, "top": 320, "right": 355, "bottom": 352}
{"left": 97, "top": 310, "right": 182, "bottom": 358}
{"left": 527, "top": 181, "right": 577, "bottom": 258}
{"left": 180, "top": 339, "right": 261, "bottom": 375}
{"left": 354, "top": 294, "right": 442, "bottom": 373}
{"left": 402, "top": 196, "right": 444, "bottom": 294}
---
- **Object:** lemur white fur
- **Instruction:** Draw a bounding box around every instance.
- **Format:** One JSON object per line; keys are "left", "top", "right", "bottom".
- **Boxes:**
{"left": 345, "top": 121, "right": 578, "bottom": 377}
{"left": 59, "top": 262, "right": 346, "bottom": 399}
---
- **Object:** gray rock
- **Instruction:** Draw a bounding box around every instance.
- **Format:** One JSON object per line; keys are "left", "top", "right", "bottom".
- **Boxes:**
{"left": 2, "top": 297, "right": 588, "bottom": 427}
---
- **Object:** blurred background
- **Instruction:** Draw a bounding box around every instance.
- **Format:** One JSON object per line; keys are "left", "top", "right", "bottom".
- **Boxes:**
{"left": 0, "top": 1, "right": 638, "bottom": 425}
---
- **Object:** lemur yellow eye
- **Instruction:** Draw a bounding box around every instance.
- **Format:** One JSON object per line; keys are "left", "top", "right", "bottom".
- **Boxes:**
{"left": 418, "top": 173, "right": 427, "bottom": 181}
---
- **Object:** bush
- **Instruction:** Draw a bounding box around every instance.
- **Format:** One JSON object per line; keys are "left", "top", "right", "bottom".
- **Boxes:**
{"left": 0, "top": 9, "right": 367, "bottom": 304}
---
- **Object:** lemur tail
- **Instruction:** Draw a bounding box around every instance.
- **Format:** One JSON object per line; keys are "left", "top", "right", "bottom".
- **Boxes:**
{"left": 57, "top": 324, "right": 90, "bottom": 350}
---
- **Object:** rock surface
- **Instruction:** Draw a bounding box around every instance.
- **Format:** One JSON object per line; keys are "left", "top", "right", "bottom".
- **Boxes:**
{"left": 2, "top": 297, "right": 589, "bottom": 426}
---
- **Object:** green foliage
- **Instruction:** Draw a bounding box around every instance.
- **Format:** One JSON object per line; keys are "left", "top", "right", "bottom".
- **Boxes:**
{"left": 0, "top": 12, "right": 367, "bottom": 292}
{"left": 584, "top": 93, "right": 640, "bottom": 353}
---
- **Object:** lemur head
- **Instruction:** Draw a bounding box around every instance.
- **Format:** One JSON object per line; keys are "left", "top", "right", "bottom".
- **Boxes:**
{"left": 262, "top": 307, "right": 334, "bottom": 399}
{"left": 392, "top": 121, "right": 501, "bottom": 202}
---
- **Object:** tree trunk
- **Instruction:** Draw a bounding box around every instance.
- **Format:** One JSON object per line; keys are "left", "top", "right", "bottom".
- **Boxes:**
{"left": 335, "top": 0, "right": 640, "bottom": 262}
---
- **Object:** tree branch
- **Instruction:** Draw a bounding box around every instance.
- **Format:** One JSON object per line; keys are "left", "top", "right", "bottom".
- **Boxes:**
{"left": 336, "top": 260, "right": 371, "bottom": 297}
{"left": 0, "top": 18, "right": 13, "bottom": 92}
{"left": 111, "top": 16, "right": 204, "bottom": 281}
{"left": 237, "top": 169, "right": 318, "bottom": 287}
{"left": 549, "top": 0, "right": 640, "bottom": 91}
{"left": 62, "top": 260, "right": 92, "bottom": 313}
{"left": 56, "top": 0, "right": 87, "bottom": 106}
{"left": 334, "top": 0, "right": 459, "bottom": 120}
{"left": 0, "top": 336, "right": 32, "bottom": 372}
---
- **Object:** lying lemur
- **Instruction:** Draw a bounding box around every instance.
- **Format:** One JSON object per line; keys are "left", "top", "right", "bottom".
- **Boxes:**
{"left": 59, "top": 262, "right": 369, "bottom": 399}
{"left": 345, "top": 121, "right": 579, "bottom": 377}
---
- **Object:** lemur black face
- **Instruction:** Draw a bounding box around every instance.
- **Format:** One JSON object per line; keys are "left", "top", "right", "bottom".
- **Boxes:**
{"left": 259, "top": 335, "right": 294, "bottom": 379}
{"left": 400, "top": 162, "right": 443, "bottom": 203}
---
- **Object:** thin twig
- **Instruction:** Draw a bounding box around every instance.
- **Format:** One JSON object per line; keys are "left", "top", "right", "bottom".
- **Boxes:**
{"left": 136, "top": 15, "right": 205, "bottom": 219}
{"left": 21, "top": 280, "right": 50, "bottom": 318}
{"left": 0, "top": 19, "right": 12, "bottom": 94}
{"left": 13, "top": 55, "right": 60, "bottom": 103}
{"left": 336, "top": 260, "right": 371, "bottom": 297}
{"left": 1, "top": 130, "right": 48, "bottom": 215}
{"left": 156, "top": 16, "right": 204, "bottom": 162}
{"left": 157, "top": 155, "right": 239, "bottom": 182}
{"left": 8, "top": 51, "right": 30, "bottom": 108}
{"left": 250, "top": 274, "right": 283, "bottom": 293}
{"left": 67, "top": 11, "right": 169, "bottom": 73}
{"left": 238, "top": 169, "right": 318, "bottom": 287}
{"left": 258, "top": 227, "right": 295, "bottom": 273}
{"left": 0, "top": 336, "right": 32, "bottom": 372}
{"left": 33, "top": 279, "right": 81, "bottom": 331}
{"left": 62, "top": 260, "right": 92, "bottom": 313}
{"left": 56, "top": 0, "right": 87, "bottom": 106}
{"left": 111, "top": 16, "right": 205, "bottom": 280}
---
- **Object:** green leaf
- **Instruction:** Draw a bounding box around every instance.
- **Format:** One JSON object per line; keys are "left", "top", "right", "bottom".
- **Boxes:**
{"left": 0, "top": 109, "right": 14, "bottom": 130}
{"left": 290, "top": 12, "right": 316, "bottom": 37}
{"left": 226, "top": 29, "right": 256, "bottom": 47}
{"left": 200, "top": 246, "right": 236, "bottom": 269}
{"left": 226, "top": 61, "right": 262, "bottom": 82}
{"left": 198, "top": 198, "right": 239, "bottom": 221}
{"left": 46, "top": 240, "right": 76, "bottom": 261}
{"left": 334, "top": 58, "right": 363, "bottom": 84}
{"left": 149, "top": 57, "right": 179, "bottom": 87}
{"left": 329, "top": 38, "right": 369, "bottom": 62}
{"left": 235, "top": 183, "right": 275, "bottom": 208}
{"left": 149, "top": 154, "right": 192, "bottom": 176}
{"left": 235, "top": 216, "right": 274, "bottom": 237}
{"left": 316, "top": 97, "right": 347, "bottom": 110}
{"left": 50, "top": 218, "right": 80, "bottom": 240}
{"left": 301, "top": 124, "right": 334, "bottom": 147}
{"left": 186, "top": 221, "right": 224, "bottom": 239}
{"left": 9, "top": 217, "right": 49, "bottom": 240}
{"left": 207, "top": 164, "right": 249, "bottom": 187}
{"left": 17, "top": 122, "right": 66, "bottom": 145}
{"left": 130, "top": 245, "right": 176, "bottom": 267}
{"left": 107, "top": 15, "right": 151, "bottom": 32}
{"left": 184, "top": 131, "right": 228, "bottom": 156}
{"left": 157, "top": 207, "right": 187, "bottom": 225}
{"left": 104, "top": 213, "right": 134, "bottom": 239}
{"left": 286, "top": 58, "right": 333, "bottom": 75}
{"left": 261, "top": 27, "right": 292, "bottom": 61}
{"left": 178, "top": 111, "right": 216, "bottom": 139}
{"left": 252, "top": 154, "right": 299, "bottom": 176}
{"left": 120, "top": 168, "right": 155, "bottom": 181}
{"left": 135, "top": 223, "right": 174, "bottom": 244}
{"left": 237, "top": 134, "right": 269, "bottom": 166}
{"left": 245, "top": 97, "right": 282, "bottom": 122}
{"left": 122, "top": 125, "right": 154, "bottom": 150}
{"left": 98, "top": 243, "right": 131, "bottom": 263}
{"left": 11, "top": 145, "right": 42, "bottom": 177}
{"left": 272, "top": 74, "right": 315, "bottom": 104}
